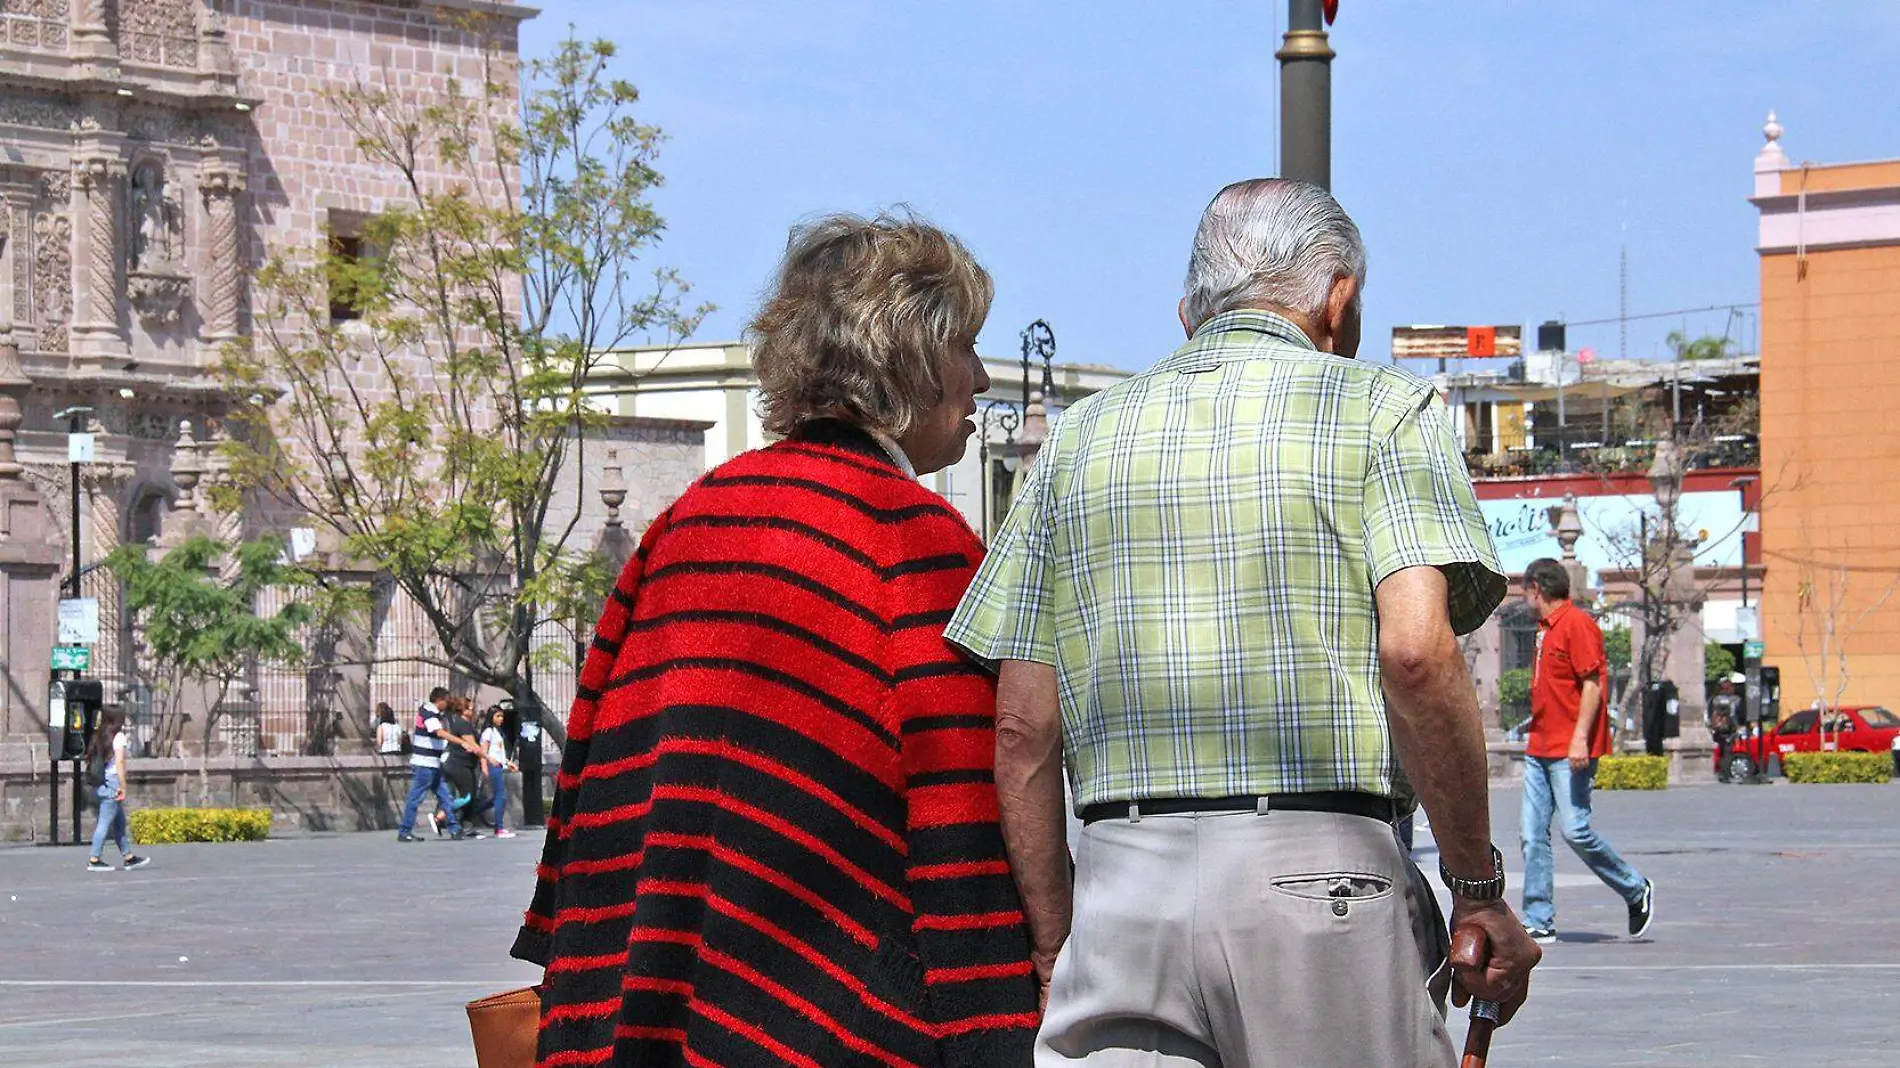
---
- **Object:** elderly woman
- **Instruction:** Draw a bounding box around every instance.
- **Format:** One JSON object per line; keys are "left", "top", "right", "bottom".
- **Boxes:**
{"left": 514, "top": 213, "right": 1039, "bottom": 1067}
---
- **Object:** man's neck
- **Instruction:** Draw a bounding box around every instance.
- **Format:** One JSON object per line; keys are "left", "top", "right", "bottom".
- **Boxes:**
{"left": 1536, "top": 598, "right": 1568, "bottom": 623}
{"left": 1239, "top": 303, "right": 1328, "bottom": 351}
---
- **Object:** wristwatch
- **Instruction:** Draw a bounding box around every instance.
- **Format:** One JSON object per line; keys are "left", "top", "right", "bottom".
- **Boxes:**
{"left": 1439, "top": 844, "right": 1507, "bottom": 901}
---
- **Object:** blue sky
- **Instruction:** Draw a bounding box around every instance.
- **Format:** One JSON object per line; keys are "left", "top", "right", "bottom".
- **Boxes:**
{"left": 521, "top": 2, "right": 1900, "bottom": 372}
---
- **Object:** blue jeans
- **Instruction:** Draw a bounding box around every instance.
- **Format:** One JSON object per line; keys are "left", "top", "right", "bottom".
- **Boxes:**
{"left": 488, "top": 765, "right": 509, "bottom": 832}
{"left": 91, "top": 777, "right": 132, "bottom": 858}
{"left": 398, "top": 764, "right": 459, "bottom": 836}
{"left": 1520, "top": 756, "right": 1646, "bottom": 929}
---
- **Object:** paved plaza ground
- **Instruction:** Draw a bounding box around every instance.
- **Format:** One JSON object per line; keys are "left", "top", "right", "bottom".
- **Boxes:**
{"left": 1, "top": 781, "right": 1896, "bottom": 1067}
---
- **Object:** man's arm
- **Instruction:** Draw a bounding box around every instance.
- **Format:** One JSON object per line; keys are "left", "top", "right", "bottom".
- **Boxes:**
{"left": 1376, "top": 565, "right": 1540, "bottom": 1020}
{"left": 993, "top": 659, "right": 1071, "bottom": 999}
{"left": 1570, "top": 671, "right": 1603, "bottom": 772}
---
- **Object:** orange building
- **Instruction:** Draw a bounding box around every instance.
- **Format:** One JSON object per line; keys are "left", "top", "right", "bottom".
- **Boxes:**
{"left": 1752, "top": 113, "right": 1900, "bottom": 708}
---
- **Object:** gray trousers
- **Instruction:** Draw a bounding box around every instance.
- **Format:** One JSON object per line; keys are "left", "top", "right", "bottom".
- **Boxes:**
{"left": 1037, "top": 806, "right": 1455, "bottom": 1068}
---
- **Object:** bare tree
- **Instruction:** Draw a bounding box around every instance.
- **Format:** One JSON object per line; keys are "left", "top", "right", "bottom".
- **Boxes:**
{"left": 1774, "top": 521, "right": 1900, "bottom": 749}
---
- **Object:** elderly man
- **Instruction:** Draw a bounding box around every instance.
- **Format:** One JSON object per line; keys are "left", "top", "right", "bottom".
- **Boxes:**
{"left": 947, "top": 178, "right": 1540, "bottom": 1067}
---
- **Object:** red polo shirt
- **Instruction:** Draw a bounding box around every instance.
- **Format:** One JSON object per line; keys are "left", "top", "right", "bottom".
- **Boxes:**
{"left": 1527, "top": 600, "right": 1611, "bottom": 759}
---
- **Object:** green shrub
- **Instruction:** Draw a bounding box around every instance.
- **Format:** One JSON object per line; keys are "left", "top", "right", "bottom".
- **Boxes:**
{"left": 1595, "top": 755, "right": 1668, "bottom": 790}
{"left": 1781, "top": 752, "right": 1893, "bottom": 784}
{"left": 129, "top": 807, "right": 272, "bottom": 843}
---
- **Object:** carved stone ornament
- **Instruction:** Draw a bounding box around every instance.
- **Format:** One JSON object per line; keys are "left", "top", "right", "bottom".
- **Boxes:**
{"left": 122, "top": 0, "right": 199, "bottom": 68}
{"left": 127, "top": 268, "right": 189, "bottom": 325}
{"left": 0, "top": 93, "right": 79, "bottom": 131}
{"left": 39, "top": 169, "right": 70, "bottom": 205}
{"left": 32, "top": 210, "right": 72, "bottom": 352}
{"left": 128, "top": 159, "right": 182, "bottom": 268}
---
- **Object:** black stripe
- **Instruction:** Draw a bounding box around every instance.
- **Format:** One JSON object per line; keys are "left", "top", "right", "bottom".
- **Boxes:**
{"left": 699, "top": 473, "right": 954, "bottom": 524}
{"left": 592, "top": 632, "right": 622, "bottom": 656}
{"left": 904, "top": 714, "right": 993, "bottom": 734}
{"left": 624, "top": 609, "right": 892, "bottom": 684}
{"left": 908, "top": 769, "right": 994, "bottom": 788}
{"left": 643, "top": 560, "right": 887, "bottom": 629}
{"left": 611, "top": 585, "right": 639, "bottom": 611}
{"left": 894, "top": 661, "right": 990, "bottom": 683}
{"left": 667, "top": 514, "right": 880, "bottom": 572}
{"left": 890, "top": 609, "right": 955, "bottom": 630}
{"left": 604, "top": 658, "right": 900, "bottom": 749}
{"left": 775, "top": 442, "right": 908, "bottom": 481}
{"left": 574, "top": 684, "right": 603, "bottom": 703}
{"left": 882, "top": 553, "right": 972, "bottom": 579}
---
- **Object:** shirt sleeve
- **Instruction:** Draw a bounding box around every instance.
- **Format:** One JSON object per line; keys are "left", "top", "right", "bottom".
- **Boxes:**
{"left": 1569, "top": 618, "right": 1606, "bottom": 678}
{"left": 943, "top": 443, "right": 1058, "bottom": 666}
{"left": 1363, "top": 386, "right": 1508, "bottom": 635}
{"left": 423, "top": 715, "right": 443, "bottom": 734}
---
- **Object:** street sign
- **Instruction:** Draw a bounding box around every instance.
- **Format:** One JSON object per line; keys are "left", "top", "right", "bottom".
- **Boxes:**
{"left": 50, "top": 646, "right": 90, "bottom": 671}
{"left": 1744, "top": 640, "right": 1766, "bottom": 660}
{"left": 68, "top": 432, "right": 95, "bottom": 463}
{"left": 56, "top": 598, "right": 99, "bottom": 644}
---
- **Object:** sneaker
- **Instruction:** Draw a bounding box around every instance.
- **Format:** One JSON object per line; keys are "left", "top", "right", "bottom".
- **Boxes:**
{"left": 396, "top": 833, "right": 425, "bottom": 843}
{"left": 1628, "top": 879, "right": 1656, "bottom": 938}
{"left": 494, "top": 829, "right": 517, "bottom": 839}
{"left": 122, "top": 855, "right": 150, "bottom": 871}
{"left": 1524, "top": 925, "right": 1557, "bottom": 945}
{"left": 456, "top": 829, "right": 484, "bottom": 840}
{"left": 86, "top": 858, "right": 113, "bottom": 873}
{"left": 431, "top": 812, "right": 447, "bottom": 838}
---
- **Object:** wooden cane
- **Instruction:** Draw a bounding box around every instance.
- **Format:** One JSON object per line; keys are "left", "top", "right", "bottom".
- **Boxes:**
{"left": 1451, "top": 924, "right": 1501, "bottom": 1068}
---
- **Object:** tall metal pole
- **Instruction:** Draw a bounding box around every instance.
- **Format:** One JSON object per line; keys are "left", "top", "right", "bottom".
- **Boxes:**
{"left": 67, "top": 409, "right": 81, "bottom": 846}
{"left": 1277, "top": 0, "right": 1335, "bottom": 190}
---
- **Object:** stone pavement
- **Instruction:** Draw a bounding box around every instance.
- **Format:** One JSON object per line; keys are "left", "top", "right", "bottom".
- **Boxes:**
{"left": 0, "top": 782, "right": 1895, "bottom": 1067}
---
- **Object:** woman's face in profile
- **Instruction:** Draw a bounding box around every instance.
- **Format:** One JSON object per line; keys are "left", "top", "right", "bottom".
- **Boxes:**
{"left": 899, "top": 339, "right": 990, "bottom": 476}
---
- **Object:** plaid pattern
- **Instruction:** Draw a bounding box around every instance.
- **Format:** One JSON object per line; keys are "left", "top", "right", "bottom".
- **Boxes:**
{"left": 946, "top": 309, "right": 1506, "bottom": 808}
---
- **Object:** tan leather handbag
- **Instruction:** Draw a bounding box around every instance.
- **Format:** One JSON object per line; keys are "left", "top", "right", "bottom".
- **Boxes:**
{"left": 467, "top": 986, "right": 541, "bottom": 1068}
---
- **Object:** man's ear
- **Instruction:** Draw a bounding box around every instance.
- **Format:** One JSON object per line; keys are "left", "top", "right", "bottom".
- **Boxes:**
{"left": 1178, "top": 297, "right": 1194, "bottom": 339}
{"left": 1322, "top": 274, "right": 1361, "bottom": 354}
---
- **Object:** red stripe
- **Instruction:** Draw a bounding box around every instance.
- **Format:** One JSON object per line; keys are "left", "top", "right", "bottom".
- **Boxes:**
{"left": 622, "top": 1025, "right": 688, "bottom": 1045}
{"left": 913, "top": 909, "right": 1021, "bottom": 931}
{"left": 698, "top": 945, "right": 926, "bottom": 1068}
{"left": 523, "top": 910, "right": 556, "bottom": 933}
{"left": 664, "top": 737, "right": 904, "bottom": 851}
{"left": 545, "top": 953, "right": 624, "bottom": 975}
{"left": 644, "top": 831, "right": 877, "bottom": 948}
{"left": 623, "top": 976, "right": 695, "bottom": 997}
{"left": 537, "top": 1047, "right": 614, "bottom": 1068}
{"left": 906, "top": 781, "right": 1000, "bottom": 829}
{"left": 926, "top": 959, "right": 1035, "bottom": 984}
{"left": 938, "top": 1011, "right": 1043, "bottom": 1036}
{"left": 554, "top": 899, "right": 640, "bottom": 927}
{"left": 560, "top": 849, "right": 646, "bottom": 877}
{"left": 654, "top": 785, "right": 910, "bottom": 910}
{"left": 680, "top": 1049, "right": 725, "bottom": 1068}
{"left": 542, "top": 997, "right": 619, "bottom": 1023}
{"left": 578, "top": 750, "right": 659, "bottom": 783}
{"left": 907, "top": 859, "right": 1010, "bottom": 880}
{"left": 565, "top": 799, "right": 653, "bottom": 830}
{"left": 692, "top": 999, "right": 826, "bottom": 1068}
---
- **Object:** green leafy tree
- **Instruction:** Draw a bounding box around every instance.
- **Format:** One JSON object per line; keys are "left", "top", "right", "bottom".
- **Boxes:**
{"left": 1665, "top": 331, "right": 1738, "bottom": 362}
{"left": 1705, "top": 640, "right": 1737, "bottom": 683}
{"left": 217, "top": 31, "right": 707, "bottom": 724}
{"left": 1603, "top": 624, "right": 1632, "bottom": 675}
{"left": 107, "top": 535, "right": 350, "bottom": 797}
{"left": 1498, "top": 668, "right": 1533, "bottom": 734}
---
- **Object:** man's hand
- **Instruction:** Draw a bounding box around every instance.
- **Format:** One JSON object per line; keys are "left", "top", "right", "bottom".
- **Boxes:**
{"left": 1567, "top": 736, "right": 1590, "bottom": 773}
{"left": 1448, "top": 898, "right": 1542, "bottom": 1025}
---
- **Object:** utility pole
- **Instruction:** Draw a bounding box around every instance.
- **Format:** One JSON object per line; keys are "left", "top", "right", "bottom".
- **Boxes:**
{"left": 1276, "top": 0, "right": 1336, "bottom": 190}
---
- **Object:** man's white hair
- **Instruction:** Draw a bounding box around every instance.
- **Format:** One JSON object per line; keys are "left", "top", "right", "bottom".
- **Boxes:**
{"left": 1180, "top": 178, "right": 1367, "bottom": 333}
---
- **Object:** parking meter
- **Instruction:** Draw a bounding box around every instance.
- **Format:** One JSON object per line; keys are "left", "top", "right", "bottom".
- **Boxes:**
{"left": 1759, "top": 666, "right": 1781, "bottom": 722}
{"left": 515, "top": 693, "right": 544, "bottom": 826}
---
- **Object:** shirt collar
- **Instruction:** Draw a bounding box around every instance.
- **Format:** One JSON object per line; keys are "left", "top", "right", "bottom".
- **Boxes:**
{"left": 867, "top": 429, "right": 917, "bottom": 480}
{"left": 1190, "top": 308, "right": 1319, "bottom": 351}
{"left": 1538, "top": 600, "right": 1574, "bottom": 630}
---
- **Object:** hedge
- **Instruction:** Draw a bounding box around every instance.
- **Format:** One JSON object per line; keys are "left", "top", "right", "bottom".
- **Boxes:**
{"left": 1595, "top": 755, "right": 1668, "bottom": 790}
{"left": 128, "top": 807, "right": 272, "bottom": 844}
{"left": 1781, "top": 752, "right": 1893, "bottom": 785}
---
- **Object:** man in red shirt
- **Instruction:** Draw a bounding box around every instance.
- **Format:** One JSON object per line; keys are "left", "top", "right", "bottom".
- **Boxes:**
{"left": 1518, "top": 558, "right": 1654, "bottom": 944}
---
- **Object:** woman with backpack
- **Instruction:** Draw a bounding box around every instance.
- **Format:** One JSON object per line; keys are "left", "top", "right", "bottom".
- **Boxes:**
{"left": 86, "top": 708, "right": 151, "bottom": 873}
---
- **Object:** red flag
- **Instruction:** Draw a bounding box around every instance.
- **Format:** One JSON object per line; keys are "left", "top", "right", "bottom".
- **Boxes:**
{"left": 1324, "top": 0, "right": 1339, "bottom": 24}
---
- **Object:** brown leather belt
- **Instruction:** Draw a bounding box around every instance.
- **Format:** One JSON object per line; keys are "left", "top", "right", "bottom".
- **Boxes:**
{"left": 1079, "top": 791, "right": 1398, "bottom": 826}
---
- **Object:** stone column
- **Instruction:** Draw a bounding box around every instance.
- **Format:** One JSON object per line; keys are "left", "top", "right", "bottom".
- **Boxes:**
{"left": 69, "top": 148, "right": 125, "bottom": 360}
{"left": 0, "top": 328, "right": 63, "bottom": 743}
{"left": 80, "top": 443, "right": 135, "bottom": 693}
{"left": 70, "top": 0, "right": 120, "bottom": 62}
{"left": 198, "top": 160, "right": 245, "bottom": 350}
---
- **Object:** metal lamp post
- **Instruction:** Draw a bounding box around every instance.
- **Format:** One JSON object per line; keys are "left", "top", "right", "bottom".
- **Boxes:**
{"left": 974, "top": 322, "right": 1060, "bottom": 542}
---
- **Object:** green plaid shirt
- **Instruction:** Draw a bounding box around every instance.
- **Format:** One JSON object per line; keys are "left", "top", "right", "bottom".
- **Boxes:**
{"left": 945, "top": 309, "right": 1506, "bottom": 809}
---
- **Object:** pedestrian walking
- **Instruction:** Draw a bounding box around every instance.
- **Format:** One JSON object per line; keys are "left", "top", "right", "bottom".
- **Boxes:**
{"left": 947, "top": 178, "right": 1540, "bottom": 1067}
{"left": 85, "top": 707, "right": 151, "bottom": 873}
{"left": 1518, "top": 557, "right": 1655, "bottom": 944}
{"left": 515, "top": 212, "right": 1039, "bottom": 1067}
{"left": 396, "top": 687, "right": 479, "bottom": 842}
{"left": 439, "top": 696, "right": 485, "bottom": 839}
{"left": 1709, "top": 675, "right": 1742, "bottom": 781}
{"left": 374, "top": 703, "right": 404, "bottom": 755}
{"left": 479, "top": 706, "right": 516, "bottom": 838}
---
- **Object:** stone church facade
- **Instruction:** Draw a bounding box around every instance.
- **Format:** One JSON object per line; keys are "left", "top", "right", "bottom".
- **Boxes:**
{"left": 0, "top": 0, "right": 708, "bottom": 838}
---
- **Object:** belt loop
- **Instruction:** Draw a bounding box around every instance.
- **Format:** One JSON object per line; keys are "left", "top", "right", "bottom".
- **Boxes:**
{"left": 1127, "top": 802, "right": 1141, "bottom": 823}
{"left": 1255, "top": 796, "right": 1271, "bottom": 816}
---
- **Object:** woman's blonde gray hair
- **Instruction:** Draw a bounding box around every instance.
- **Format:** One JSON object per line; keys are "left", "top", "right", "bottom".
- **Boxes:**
{"left": 751, "top": 210, "right": 993, "bottom": 439}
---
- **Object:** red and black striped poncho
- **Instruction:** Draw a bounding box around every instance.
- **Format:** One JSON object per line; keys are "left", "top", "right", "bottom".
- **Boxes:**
{"left": 514, "top": 422, "right": 1040, "bottom": 1067}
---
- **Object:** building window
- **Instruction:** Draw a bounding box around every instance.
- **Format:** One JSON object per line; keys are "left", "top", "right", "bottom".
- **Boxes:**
{"left": 326, "top": 211, "right": 379, "bottom": 323}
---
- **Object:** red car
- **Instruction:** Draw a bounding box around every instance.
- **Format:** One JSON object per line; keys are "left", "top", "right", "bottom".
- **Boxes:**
{"left": 1721, "top": 705, "right": 1900, "bottom": 780}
